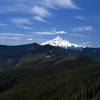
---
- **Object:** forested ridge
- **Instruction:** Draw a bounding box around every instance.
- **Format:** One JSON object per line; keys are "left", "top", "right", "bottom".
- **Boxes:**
{"left": 0, "top": 44, "right": 100, "bottom": 100}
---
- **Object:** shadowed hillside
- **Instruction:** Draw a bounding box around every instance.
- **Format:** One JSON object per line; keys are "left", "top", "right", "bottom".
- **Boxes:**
{"left": 0, "top": 44, "right": 100, "bottom": 100}
{"left": 0, "top": 43, "right": 100, "bottom": 70}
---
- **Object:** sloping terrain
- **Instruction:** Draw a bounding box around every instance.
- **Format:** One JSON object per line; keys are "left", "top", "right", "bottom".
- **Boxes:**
{"left": 0, "top": 43, "right": 67, "bottom": 70}
{"left": 0, "top": 52, "right": 99, "bottom": 100}
{"left": 0, "top": 43, "right": 100, "bottom": 70}
{"left": 0, "top": 44, "right": 100, "bottom": 100}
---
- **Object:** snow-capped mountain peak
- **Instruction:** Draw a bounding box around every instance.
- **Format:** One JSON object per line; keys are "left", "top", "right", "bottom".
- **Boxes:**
{"left": 41, "top": 36, "right": 79, "bottom": 48}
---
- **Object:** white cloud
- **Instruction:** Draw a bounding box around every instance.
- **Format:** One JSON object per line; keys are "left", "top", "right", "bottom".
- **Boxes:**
{"left": 36, "top": 29, "right": 67, "bottom": 35}
{"left": 36, "top": 32, "right": 54, "bottom": 35}
{"left": 31, "top": 0, "right": 79, "bottom": 22}
{"left": 74, "top": 16, "right": 85, "bottom": 21}
{"left": 0, "top": 33, "right": 34, "bottom": 40}
{"left": 72, "top": 26, "right": 94, "bottom": 32}
{"left": 12, "top": 18, "right": 32, "bottom": 25}
{"left": 44, "top": 0, "right": 78, "bottom": 9}
{"left": 32, "top": 6, "right": 51, "bottom": 18}
{"left": 69, "top": 34, "right": 88, "bottom": 37}
{"left": 56, "top": 31, "right": 67, "bottom": 34}
{"left": 27, "top": 38, "right": 34, "bottom": 41}
{"left": 35, "top": 27, "right": 67, "bottom": 35}
{"left": 32, "top": 6, "right": 51, "bottom": 22}
{"left": 0, "top": 33, "right": 21, "bottom": 40}
{"left": 0, "top": 23, "right": 9, "bottom": 27}
{"left": 0, "top": 0, "right": 78, "bottom": 13}
{"left": 19, "top": 26, "right": 33, "bottom": 30}
{"left": 34, "top": 16, "right": 46, "bottom": 22}
{"left": 0, "top": 0, "right": 79, "bottom": 22}
{"left": 0, "top": 32, "right": 45, "bottom": 45}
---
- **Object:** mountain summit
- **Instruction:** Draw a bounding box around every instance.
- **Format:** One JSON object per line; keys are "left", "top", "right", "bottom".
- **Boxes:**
{"left": 41, "top": 36, "right": 79, "bottom": 48}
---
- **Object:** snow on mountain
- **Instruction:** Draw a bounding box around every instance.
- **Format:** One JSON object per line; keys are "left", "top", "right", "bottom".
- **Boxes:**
{"left": 41, "top": 36, "right": 80, "bottom": 48}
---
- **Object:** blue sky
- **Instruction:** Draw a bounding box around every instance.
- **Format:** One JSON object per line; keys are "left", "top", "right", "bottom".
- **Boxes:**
{"left": 0, "top": 0, "right": 100, "bottom": 47}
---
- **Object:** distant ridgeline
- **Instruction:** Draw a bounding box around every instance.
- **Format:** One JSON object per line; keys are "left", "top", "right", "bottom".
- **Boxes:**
{"left": 0, "top": 43, "right": 99, "bottom": 70}
{"left": 0, "top": 43, "right": 100, "bottom": 58}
